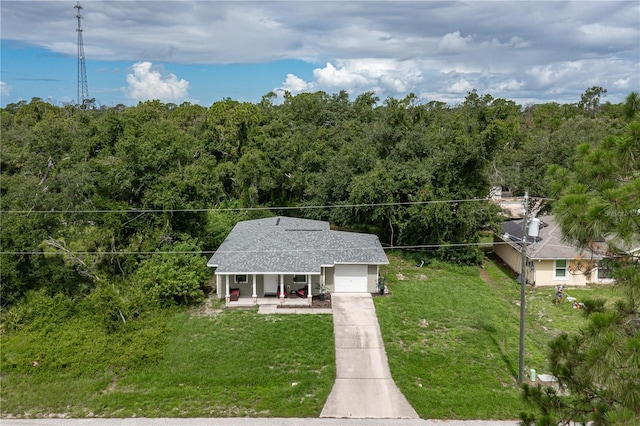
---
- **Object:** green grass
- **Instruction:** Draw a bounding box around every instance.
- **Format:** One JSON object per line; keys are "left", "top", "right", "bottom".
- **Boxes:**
{"left": 1, "top": 306, "right": 170, "bottom": 418}
{"left": 98, "top": 310, "right": 335, "bottom": 417}
{"left": 1, "top": 254, "right": 620, "bottom": 419}
{"left": 1, "top": 307, "right": 335, "bottom": 418}
{"left": 373, "top": 253, "right": 619, "bottom": 420}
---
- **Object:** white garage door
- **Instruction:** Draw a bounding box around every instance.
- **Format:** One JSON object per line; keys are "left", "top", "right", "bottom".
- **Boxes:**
{"left": 334, "top": 264, "right": 368, "bottom": 292}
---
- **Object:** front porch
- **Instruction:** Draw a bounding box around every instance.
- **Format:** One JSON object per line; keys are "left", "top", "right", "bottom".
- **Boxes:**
{"left": 226, "top": 295, "right": 313, "bottom": 308}
{"left": 217, "top": 272, "right": 319, "bottom": 307}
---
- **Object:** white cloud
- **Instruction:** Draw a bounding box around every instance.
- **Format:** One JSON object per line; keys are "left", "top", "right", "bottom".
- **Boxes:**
{"left": 527, "top": 62, "right": 584, "bottom": 87}
{"left": 613, "top": 78, "right": 631, "bottom": 90}
{"left": 578, "top": 23, "right": 638, "bottom": 47}
{"left": 313, "top": 63, "right": 369, "bottom": 88}
{"left": 308, "top": 59, "right": 423, "bottom": 97}
{"left": 438, "top": 31, "right": 473, "bottom": 53}
{"left": 278, "top": 59, "right": 427, "bottom": 99}
{"left": 0, "top": 81, "right": 10, "bottom": 97}
{"left": 446, "top": 78, "right": 474, "bottom": 94}
{"left": 280, "top": 73, "right": 313, "bottom": 93}
{"left": 125, "top": 62, "right": 189, "bottom": 102}
{"left": 492, "top": 79, "right": 525, "bottom": 92}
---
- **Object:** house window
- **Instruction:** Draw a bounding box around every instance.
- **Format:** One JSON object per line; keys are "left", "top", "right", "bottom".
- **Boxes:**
{"left": 554, "top": 260, "right": 567, "bottom": 279}
{"left": 597, "top": 259, "right": 614, "bottom": 280}
{"left": 293, "top": 275, "right": 307, "bottom": 284}
{"left": 235, "top": 274, "right": 248, "bottom": 283}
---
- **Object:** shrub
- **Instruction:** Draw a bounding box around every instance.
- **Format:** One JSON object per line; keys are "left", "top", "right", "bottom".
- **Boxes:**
{"left": 1, "top": 290, "right": 75, "bottom": 333}
{"left": 131, "top": 242, "right": 209, "bottom": 307}
{"left": 86, "top": 280, "right": 147, "bottom": 332}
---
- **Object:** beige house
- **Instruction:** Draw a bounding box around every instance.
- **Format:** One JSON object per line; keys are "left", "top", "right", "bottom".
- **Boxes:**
{"left": 493, "top": 215, "right": 615, "bottom": 287}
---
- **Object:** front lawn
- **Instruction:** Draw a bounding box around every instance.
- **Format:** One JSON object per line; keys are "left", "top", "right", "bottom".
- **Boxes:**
{"left": 0, "top": 307, "right": 335, "bottom": 418}
{"left": 1, "top": 254, "right": 618, "bottom": 419}
{"left": 374, "top": 253, "right": 616, "bottom": 419}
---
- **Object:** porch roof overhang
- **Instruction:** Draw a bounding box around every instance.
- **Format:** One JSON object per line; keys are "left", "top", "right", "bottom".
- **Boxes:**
{"left": 213, "top": 271, "right": 322, "bottom": 276}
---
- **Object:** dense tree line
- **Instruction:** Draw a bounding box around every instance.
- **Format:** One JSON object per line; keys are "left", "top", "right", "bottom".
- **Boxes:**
{"left": 0, "top": 88, "right": 633, "bottom": 315}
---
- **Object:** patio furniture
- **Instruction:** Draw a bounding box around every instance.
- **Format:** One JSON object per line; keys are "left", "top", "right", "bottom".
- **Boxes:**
{"left": 229, "top": 288, "right": 240, "bottom": 301}
{"left": 294, "top": 287, "right": 308, "bottom": 298}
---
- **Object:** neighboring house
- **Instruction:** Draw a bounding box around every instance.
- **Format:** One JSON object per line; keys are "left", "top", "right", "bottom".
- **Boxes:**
{"left": 207, "top": 216, "right": 389, "bottom": 305}
{"left": 493, "top": 215, "right": 616, "bottom": 287}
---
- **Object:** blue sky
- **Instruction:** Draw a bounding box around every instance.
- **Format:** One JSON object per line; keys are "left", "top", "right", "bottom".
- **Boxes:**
{"left": 2, "top": 1, "right": 639, "bottom": 108}
{"left": 2, "top": 42, "right": 316, "bottom": 106}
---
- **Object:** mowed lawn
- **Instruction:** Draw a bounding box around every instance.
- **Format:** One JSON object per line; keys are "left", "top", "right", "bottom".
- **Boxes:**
{"left": 374, "top": 253, "right": 610, "bottom": 420}
{"left": 98, "top": 310, "right": 337, "bottom": 418}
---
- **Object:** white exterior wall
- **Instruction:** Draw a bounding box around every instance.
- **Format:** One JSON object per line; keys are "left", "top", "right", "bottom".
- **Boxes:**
{"left": 367, "top": 265, "right": 378, "bottom": 293}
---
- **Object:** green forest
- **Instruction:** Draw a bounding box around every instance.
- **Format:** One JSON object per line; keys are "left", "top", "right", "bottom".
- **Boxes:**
{"left": 1, "top": 88, "right": 639, "bottom": 422}
{"left": 1, "top": 88, "right": 635, "bottom": 310}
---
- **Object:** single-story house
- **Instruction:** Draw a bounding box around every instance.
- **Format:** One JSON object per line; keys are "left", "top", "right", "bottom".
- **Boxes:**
{"left": 493, "top": 215, "right": 616, "bottom": 287}
{"left": 207, "top": 216, "right": 389, "bottom": 305}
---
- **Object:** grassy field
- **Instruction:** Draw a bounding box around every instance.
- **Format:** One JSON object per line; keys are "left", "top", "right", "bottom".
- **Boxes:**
{"left": 1, "top": 306, "right": 335, "bottom": 418}
{"left": 1, "top": 253, "right": 619, "bottom": 419}
{"left": 374, "top": 253, "right": 618, "bottom": 419}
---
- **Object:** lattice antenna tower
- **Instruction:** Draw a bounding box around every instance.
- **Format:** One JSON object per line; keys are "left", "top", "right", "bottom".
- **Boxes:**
{"left": 75, "top": 2, "right": 89, "bottom": 105}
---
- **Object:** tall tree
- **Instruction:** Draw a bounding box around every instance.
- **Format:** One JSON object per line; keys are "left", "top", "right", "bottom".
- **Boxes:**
{"left": 578, "top": 86, "right": 607, "bottom": 118}
{"left": 523, "top": 122, "right": 640, "bottom": 425}
{"left": 623, "top": 91, "right": 640, "bottom": 120}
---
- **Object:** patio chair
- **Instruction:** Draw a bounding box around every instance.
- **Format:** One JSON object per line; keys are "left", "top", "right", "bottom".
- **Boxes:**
{"left": 294, "top": 287, "right": 308, "bottom": 298}
{"left": 229, "top": 288, "right": 240, "bottom": 301}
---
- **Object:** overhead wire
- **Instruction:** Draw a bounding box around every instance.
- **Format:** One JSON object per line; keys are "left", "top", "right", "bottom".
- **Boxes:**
{"left": 0, "top": 197, "right": 513, "bottom": 214}
{"left": 1, "top": 241, "right": 568, "bottom": 256}
{"left": 0, "top": 196, "right": 553, "bottom": 255}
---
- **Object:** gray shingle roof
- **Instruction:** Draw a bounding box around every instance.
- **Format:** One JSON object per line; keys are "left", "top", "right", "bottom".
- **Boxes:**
{"left": 207, "top": 216, "right": 389, "bottom": 274}
{"left": 500, "top": 215, "right": 603, "bottom": 260}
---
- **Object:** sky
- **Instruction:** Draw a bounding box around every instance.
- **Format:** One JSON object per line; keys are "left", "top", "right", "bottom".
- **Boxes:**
{"left": 1, "top": 1, "right": 639, "bottom": 108}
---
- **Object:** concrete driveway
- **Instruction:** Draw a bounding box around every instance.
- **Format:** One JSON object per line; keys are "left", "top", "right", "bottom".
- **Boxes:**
{"left": 320, "top": 293, "right": 418, "bottom": 419}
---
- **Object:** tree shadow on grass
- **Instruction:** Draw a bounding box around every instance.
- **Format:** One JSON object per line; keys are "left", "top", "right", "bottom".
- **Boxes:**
{"left": 475, "top": 320, "right": 518, "bottom": 380}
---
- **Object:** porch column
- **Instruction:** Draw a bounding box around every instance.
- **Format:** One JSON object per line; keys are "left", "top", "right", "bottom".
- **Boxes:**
{"left": 225, "top": 274, "right": 230, "bottom": 304}
{"left": 279, "top": 274, "right": 285, "bottom": 304}
{"left": 252, "top": 274, "right": 257, "bottom": 305}
{"left": 307, "top": 274, "right": 312, "bottom": 305}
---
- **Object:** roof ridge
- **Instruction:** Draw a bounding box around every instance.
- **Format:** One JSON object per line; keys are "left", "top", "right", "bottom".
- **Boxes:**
{"left": 528, "top": 218, "right": 558, "bottom": 257}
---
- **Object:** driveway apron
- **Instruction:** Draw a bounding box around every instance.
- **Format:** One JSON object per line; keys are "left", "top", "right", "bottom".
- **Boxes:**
{"left": 321, "top": 293, "right": 419, "bottom": 419}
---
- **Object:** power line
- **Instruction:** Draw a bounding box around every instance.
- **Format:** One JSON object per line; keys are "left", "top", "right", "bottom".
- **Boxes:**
{"left": 0, "top": 241, "right": 567, "bottom": 256}
{"left": 1, "top": 197, "right": 555, "bottom": 256}
{"left": 0, "top": 197, "right": 552, "bottom": 215}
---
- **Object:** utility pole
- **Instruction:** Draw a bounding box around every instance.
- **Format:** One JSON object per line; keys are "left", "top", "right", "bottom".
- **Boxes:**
{"left": 75, "top": 3, "right": 89, "bottom": 106}
{"left": 518, "top": 191, "right": 529, "bottom": 384}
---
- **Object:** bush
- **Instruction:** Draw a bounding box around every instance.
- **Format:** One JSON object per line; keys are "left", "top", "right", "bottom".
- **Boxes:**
{"left": 86, "top": 280, "right": 147, "bottom": 332}
{"left": 1, "top": 298, "right": 170, "bottom": 378}
{"left": 1, "top": 290, "right": 75, "bottom": 333}
{"left": 132, "top": 242, "right": 209, "bottom": 307}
